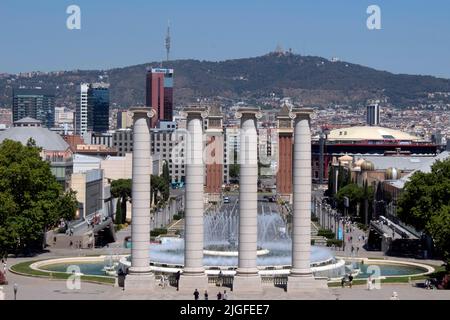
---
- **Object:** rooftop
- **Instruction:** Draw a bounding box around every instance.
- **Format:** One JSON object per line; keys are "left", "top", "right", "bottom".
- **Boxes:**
{"left": 319, "top": 126, "right": 424, "bottom": 142}
{"left": 387, "top": 151, "right": 450, "bottom": 189}
{"left": 0, "top": 118, "right": 69, "bottom": 151}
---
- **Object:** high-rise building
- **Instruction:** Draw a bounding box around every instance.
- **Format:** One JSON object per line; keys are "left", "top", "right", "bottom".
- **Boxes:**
{"left": 89, "top": 83, "right": 110, "bottom": 133}
{"left": 75, "top": 83, "right": 110, "bottom": 135}
{"left": 367, "top": 100, "right": 381, "bottom": 126}
{"left": 146, "top": 68, "right": 174, "bottom": 127}
{"left": 116, "top": 110, "right": 133, "bottom": 129}
{"left": 75, "top": 83, "right": 89, "bottom": 135}
{"left": 12, "top": 88, "right": 55, "bottom": 128}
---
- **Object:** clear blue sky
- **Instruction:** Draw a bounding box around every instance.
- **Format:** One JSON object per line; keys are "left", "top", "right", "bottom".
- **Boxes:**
{"left": 1, "top": 0, "right": 450, "bottom": 78}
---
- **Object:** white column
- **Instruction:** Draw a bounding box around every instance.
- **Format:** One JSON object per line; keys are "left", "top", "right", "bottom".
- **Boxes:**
{"left": 288, "top": 108, "right": 327, "bottom": 292}
{"left": 179, "top": 107, "right": 208, "bottom": 291}
{"left": 291, "top": 111, "right": 313, "bottom": 276}
{"left": 125, "top": 107, "right": 155, "bottom": 291}
{"left": 233, "top": 108, "right": 262, "bottom": 293}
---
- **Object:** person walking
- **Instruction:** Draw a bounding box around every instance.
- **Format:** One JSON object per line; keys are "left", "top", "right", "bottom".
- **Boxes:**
{"left": 217, "top": 270, "right": 224, "bottom": 287}
{"left": 204, "top": 290, "right": 209, "bottom": 300}
{"left": 217, "top": 291, "right": 222, "bottom": 300}
{"left": 348, "top": 274, "right": 354, "bottom": 288}
{"left": 175, "top": 271, "right": 181, "bottom": 291}
{"left": 367, "top": 275, "right": 373, "bottom": 290}
{"left": 193, "top": 289, "right": 199, "bottom": 300}
{"left": 223, "top": 290, "right": 228, "bottom": 300}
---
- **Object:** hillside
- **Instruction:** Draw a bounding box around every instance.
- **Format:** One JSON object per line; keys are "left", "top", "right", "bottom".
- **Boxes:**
{"left": 2, "top": 53, "right": 450, "bottom": 109}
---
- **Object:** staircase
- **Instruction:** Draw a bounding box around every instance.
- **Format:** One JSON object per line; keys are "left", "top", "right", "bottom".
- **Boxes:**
{"left": 311, "top": 221, "right": 328, "bottom": 246}
{"left": 167, "top": 219, "right": 184, "bottom": 236}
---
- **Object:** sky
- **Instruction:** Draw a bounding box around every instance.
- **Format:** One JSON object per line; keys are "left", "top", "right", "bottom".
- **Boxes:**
{"left": 1, "top": 0, "right": 450, "bottom": 78}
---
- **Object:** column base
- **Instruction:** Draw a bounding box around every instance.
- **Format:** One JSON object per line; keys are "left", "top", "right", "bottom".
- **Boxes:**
{"left": 287, "top": 274, "right": 328, "bottom": 292}
{"left": 124, "top": 273, "right": 156, "bottom": 292}
{"left": 232, "top": 274, "right": 262, "bottom": 293}
{"left": 178, "top": 273, "right": 208, "bottom": 293}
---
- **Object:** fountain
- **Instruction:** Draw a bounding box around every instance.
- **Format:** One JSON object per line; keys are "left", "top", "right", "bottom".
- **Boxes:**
{"left": 120, "top": 207, "right": 346, "bottom": 278}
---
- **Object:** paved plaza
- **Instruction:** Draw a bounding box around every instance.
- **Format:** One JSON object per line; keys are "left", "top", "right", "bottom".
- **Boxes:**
{"left": 2, "top": 265, "right": 450, "bottom": 300}
{"left": 1, "top": 199, "right": 449, "bottom": 301}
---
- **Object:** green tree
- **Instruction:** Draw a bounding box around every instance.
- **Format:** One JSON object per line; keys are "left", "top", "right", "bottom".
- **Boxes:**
{"left": 110, "top": 179, "right": 132, "bottom": 224}
{"left": 229, "top": 164, "right": 240, "bottom": 179}
{"left": 162, "top": 161, "right": 170, "bottom": 186}
{"left": 335, "top": 183, "right": 365, "bottom": 216}
{"left": 151, "top": 175, "right": 169, "bottom": 207}
{"left": 358, "top": 181, "right": 374, "bottom": 224}
{"left": 398, "top": 158, "right": 450, "bottom": 266}
{"left": 115, "top": 198, "right": 123, "bottom": 225}
{"left": 0, "top": 139, "right": 77, "bottom": 256}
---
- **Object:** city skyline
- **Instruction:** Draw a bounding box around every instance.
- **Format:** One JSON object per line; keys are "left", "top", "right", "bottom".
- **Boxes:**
{"left": 1, "top": 0, "right": 450, "bottom": 78}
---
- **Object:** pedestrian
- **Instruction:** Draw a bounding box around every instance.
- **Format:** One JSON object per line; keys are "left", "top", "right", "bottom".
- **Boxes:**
{"left": 223, "top": 290, "right": 228, "bottom": 300}
{"left": 69, "top": 241, "right": 73, "bottom": 248}
{"left": 204, "top": 290, "right": 209, "bottom": 300}
{"left": 351, "top": 246, "right": 354, "bottom": 253}
{"left": 2, "top": 259, "right": 6, "bottom": 275}
{"left": 217, "top": 270, "right": 223, "bottom": 287}
{"left": 356, "top": 247, "right": 360, "bottom": 254}
{"left": 217, "top": 291, "right": 222, "bottom": 300}
{"left": 348, "top": 274, "right": 354, "bottom": 288}
{"left": 367, "top": 276, "right": 373, "bottom": 290}
{"left": 193, "top": 289, "right": 199, "bottom": 300}
{"left": 175, "top": 270, "right": 181, "bottom": 291}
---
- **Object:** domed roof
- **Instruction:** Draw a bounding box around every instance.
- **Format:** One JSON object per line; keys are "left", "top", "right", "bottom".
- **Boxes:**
{"left": 338, "top": 154, "right": 353, "bottom": 162}
{"left": 361, "top": 160, "right": 375, "bottom": 171}
{"left": 385, "top": 167, "right": 399, "bottom": 180}
{"left": 0, "top": 118, "right": 69, "bottom": 151}
{"left": 325, "top": 126, "right": 423, "bottom": 142}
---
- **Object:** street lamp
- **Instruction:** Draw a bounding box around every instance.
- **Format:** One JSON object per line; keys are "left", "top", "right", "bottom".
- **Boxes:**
{"left": 13, "top": 283, "right": 18, "bottom": 300}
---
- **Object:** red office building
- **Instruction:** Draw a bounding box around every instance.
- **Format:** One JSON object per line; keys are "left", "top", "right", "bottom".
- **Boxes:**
{"left": 146, "top": 68, "right": 174, "bottom": 127}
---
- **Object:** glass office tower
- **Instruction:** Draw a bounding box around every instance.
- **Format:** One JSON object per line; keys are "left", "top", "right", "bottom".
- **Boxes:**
{"left": 12, "top": 88, "right": 55, "bottom": 128}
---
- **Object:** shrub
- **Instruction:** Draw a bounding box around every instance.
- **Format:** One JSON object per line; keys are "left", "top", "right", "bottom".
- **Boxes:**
{"left": 150, "top": 228, "right": 167, "bottom": 237}
{"left": 326, "top": 239, "right": 343, "bottom": 247}
{"left": 311, "top": 239, "right": 315, "bottom": 245}
{"left": 357, "top": 223, "right": 368, "bottom": 231}
{"left": 173, "top": 214, "right": 182, "bottom": 220}
{"left": 318, "top": 229, "right": 335, "bottom": 239}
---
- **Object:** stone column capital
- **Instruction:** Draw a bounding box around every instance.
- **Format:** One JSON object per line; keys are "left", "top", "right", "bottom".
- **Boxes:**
{"left": 129, "top": 107, "right": 155, "bottom": 120}
{"left": 181, "top": 106, "right": 209, "bottom": 120}
{"left": 235, "top": 107, "right": 262, "bottom": 122}
{"left": 289, "top": 108, "right": 314, "bottom": 122}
